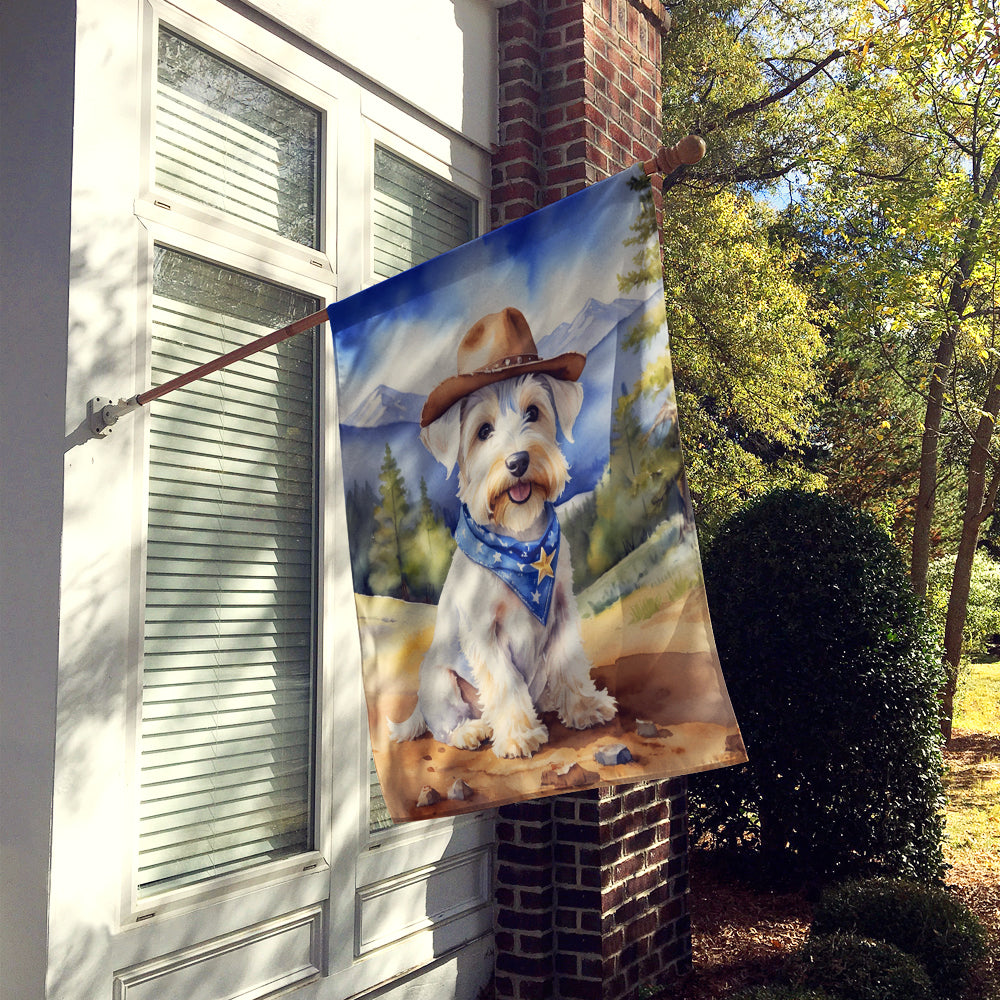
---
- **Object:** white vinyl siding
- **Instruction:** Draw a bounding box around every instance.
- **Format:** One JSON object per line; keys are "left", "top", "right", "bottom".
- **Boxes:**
{"left": 139, "top": 247, "right": 319, "bottom": 895}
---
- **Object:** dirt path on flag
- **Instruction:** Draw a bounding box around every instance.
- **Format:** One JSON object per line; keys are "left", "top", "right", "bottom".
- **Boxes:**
{"left": 357, "top": 583, "right": 745, "bottom": 823}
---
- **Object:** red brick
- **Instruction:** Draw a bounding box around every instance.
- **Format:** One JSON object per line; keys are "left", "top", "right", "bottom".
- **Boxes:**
{"left": 542, "top": 40, "right": 587, "bottom": 69}
{"left": 547, "top": 2, "right": 586, "bottom": 28}
{"left": 546, "top": 163, "right": 588, "bottom": 186}
{"left": 494, "top": 139, "right": 542, "bottom": 165}
{"left": 625, "top": 910, "right": 657, "bottom": 943}
{"left": 503, "top": 120, "right": 544, "bottom": 145}
{"left": 502, "top": 40, "right": 538, "bottom": 63}
{"left": 542, "top": 66, "right": 566, "bottom": 89}
{"left": 521, "top": 886, "right": 554, "bottom": 910}
{"left": 496, "top": 952, "right": 551, "bottom": 978}
{"left": 499, "top": 100, "right": 540, "bottom": 125}
{"left": 504, "top": 79, "right": 541, "bottom": 105}
{"left": 626, "top": 869, "right": 658, "bottom": 897}
{"left": 555, "top": 951, "right": 579, "bottom": 976}
{"left": 542, "top": 105, "right": 566, "bottom": 129}
{"left": 646, "top": 842, "right": 671, "bottom": 866}
{"left": 545, "top": 119, "right": 589, "bottom": 147}
{"left": 609, "top": 119, "right": 632, "bottom": 148}
{"left": 520, "top": 930, "right": 555, "bottom": 954}
{"left": 559, "top": 979, "right": 604, "bottom": 1000}
{"left": 498, "top": 862, "right": 553, "bottom": 888}
{"left": 524, "top": 979, "right": 556, "bottom": 1000}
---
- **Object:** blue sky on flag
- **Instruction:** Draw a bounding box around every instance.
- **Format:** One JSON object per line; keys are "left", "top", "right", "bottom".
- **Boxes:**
{"left": 328, "top": 163, "right": 656, "bottom": 418}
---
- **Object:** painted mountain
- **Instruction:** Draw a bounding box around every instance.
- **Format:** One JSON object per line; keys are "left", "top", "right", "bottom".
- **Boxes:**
{"left": 343, "top": 385, "right": 424, "bottom": 428}
{"left": 337, "top": 290, "right": 667, "bottom": 527}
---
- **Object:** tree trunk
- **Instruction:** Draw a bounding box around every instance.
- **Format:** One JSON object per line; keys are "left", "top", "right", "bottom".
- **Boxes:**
{"left": 940, "top": 376, "right": 1000, "bottom": 740}
{"left": 910, "top": 330, "right": 955, "bottom": 598}
{"left": 910, "top": 159, "right": 1000, "bottom": 596}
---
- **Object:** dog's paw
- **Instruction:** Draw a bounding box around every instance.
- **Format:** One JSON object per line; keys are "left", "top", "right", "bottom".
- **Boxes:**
{"left": 560, "top": 689, "right": 617, "bottom": 730}
{"left": 448, "top": 719, "right": 491, "bottom": 750}
{"left": 491, "top": 718, "right": 549, "bottom": 759}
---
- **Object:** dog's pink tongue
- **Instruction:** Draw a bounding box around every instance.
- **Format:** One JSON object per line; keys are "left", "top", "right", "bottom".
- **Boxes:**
{"left": 509, "top": 481, "right": 532, "bottom": 503}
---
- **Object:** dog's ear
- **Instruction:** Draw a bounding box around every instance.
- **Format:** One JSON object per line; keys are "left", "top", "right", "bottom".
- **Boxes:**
{"left": 545, "top": 376, "right": 584, "bottom": 442}
{"left": 420, "top": 404, "right": 462, "bottom": 477}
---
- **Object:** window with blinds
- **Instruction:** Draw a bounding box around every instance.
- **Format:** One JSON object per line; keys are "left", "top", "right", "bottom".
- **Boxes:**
{"left": 368, "top": 148, "right": 477, "bottom": 833}
{"left": 372, "top": 146, "right": 477, "bottom": 280}
{"left": 156, "top": 27, "right": 320, "bottom": 249}
{"left": 139, "top": 249, "right": 319, "bottom": 895}
{"left": 138, "top": 28, "right": 322, "bottom": 896}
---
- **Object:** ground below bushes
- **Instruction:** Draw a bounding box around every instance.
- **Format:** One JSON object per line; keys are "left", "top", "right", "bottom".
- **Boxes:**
{"left": 670, "top": 731, "right": 1000, "bottom": 1000}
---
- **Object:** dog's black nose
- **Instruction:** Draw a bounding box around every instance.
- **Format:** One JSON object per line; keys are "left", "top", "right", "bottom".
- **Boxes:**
{"left": 506, "top": 451, "right": 529, "bottom": 478}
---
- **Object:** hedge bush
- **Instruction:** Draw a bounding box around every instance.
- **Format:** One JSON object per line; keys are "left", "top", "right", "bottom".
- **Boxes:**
{"left": 811, "top": 878, "right": 987, "bottom": 998}
{"left": 692, "top": 488, "right": 946, "bottom": 882}
{"left": 792, "top": 933, "right": 934, "bottom": 1000}
{"left": 733, "top": 987, "right": 837, "bottom": 1000}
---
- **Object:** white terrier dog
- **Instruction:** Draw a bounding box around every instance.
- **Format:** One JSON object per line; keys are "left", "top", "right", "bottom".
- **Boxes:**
{"left": 387, "top": 308, "right": 617, "bottom": 758}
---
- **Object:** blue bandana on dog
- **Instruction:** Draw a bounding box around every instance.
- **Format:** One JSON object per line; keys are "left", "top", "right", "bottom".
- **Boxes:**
{"left": 455, "top": 503, "right": 560, "bottom": 625}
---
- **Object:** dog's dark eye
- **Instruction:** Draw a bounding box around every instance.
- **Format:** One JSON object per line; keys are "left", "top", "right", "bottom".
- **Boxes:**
{"left": 524, "top": 404, "right": 539, "bottom": 423}
{"left": 477, "top": 422, "right": 493, "bottom": 441}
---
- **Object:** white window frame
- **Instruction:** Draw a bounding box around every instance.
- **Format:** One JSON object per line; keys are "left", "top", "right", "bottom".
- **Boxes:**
{"left": 112, "top": 0, "right": 496, "bottom": 992}
{"left": 123, "top": 0, "right": 340, "bottom": 931}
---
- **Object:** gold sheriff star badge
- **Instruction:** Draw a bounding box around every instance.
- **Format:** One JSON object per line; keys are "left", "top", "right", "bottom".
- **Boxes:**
{"left": 531, "top": 546, "right": 555, "bottom": 584}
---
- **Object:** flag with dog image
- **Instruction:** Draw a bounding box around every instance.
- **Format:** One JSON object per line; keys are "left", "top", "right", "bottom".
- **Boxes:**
{"left": 328, "top": 164, "right": 746, "bottom": 823}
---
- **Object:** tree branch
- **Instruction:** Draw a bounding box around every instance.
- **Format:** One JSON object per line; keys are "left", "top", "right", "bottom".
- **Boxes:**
{"left": 703, "top": 49, "right": 847, "bottom": 133}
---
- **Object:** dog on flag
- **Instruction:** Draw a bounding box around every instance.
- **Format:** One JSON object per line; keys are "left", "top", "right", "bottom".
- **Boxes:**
{"left": 387, "top": 307, "right": 617, "bottom": 758}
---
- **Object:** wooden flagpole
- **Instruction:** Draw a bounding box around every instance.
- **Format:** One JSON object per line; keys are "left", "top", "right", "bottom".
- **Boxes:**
{"left": 88, "top": 136, "right": 705, "bottom": 437}
{"left": 641, "top": 134, "right": 706, "bottom": 178}
{"left": 136, "top": 307, "right": 330, "bottom": 406}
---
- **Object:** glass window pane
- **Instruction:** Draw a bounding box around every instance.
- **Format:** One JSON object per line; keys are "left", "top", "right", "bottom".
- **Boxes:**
{"left": 156, "top": 27, "right": 320, "bottom": 248}
{"left": 372, "top": 146, "right": 477, "bottom": 279}
{"left": 139, "top": 246, "right": 318, "bottom": 895}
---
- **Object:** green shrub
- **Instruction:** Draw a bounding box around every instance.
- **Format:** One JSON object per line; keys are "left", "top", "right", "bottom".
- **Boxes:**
{"left": 733, "top": 987, "right": 838, "bottom": 1000}
{"left": 811, "top": 878, "right": 988, "bottom": 998}
{"left": 792, "top": 933, "right": 934, "bottom": 1000}
{"left": 692, "top": 489, "right": 946, "bottom": 882}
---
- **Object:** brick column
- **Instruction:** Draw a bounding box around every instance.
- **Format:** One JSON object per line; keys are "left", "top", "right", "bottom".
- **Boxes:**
{"left": 495, "top": 800, "right": 556, "bottom": 1000}
{"left": 493, "top": 0, "right": 667, "bottom": 228}
{"left": 491, "top": 3, "right": 692, "bottom": 999}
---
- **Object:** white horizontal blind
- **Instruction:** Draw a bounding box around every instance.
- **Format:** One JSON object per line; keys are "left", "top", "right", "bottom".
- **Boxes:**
{"left": 372, "top": 146, "right": 477, "bottom": 280}
{"left": 139, "top": 247, "right": 318, "bottom": 895}
{"left": 156, "top": 27, "right": 320, "bottom": 248}
{"left": 368, "top": 148, "right": 478, "bottom": 832}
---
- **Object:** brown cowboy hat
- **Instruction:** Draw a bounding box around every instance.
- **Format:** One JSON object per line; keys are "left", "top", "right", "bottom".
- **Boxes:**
{"left": 420, "top": 307, "right": 586, "bottom": 427}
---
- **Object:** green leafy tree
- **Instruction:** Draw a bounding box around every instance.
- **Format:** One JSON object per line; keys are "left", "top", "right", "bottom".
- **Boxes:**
{"left": 799, "top": 0, "right": 1000, "bottom": 734}
{"left": 369, "top": 443, "right": 413, "bottom": 600}
{"left": 662, "top": 0, "right": 1000, "bottom": 737}
{"left": 661, "top": 0, "right": 853, "bottom": 196}
{"left": 660, "top": 188, "right": 827, "bottom": 535}
{"left": 401, "top": 478, "right": 455, "bottom": 603}
{"left": 586, "top": 392, "right": 682, "bottom": 579}
{"left": 345, "top": 480, "right": 378, "bottom": 594}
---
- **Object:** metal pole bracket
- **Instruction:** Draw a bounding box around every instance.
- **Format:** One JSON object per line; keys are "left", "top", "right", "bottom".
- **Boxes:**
{"left": 88, "top": 396, "right": 140, "bottom": 438}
